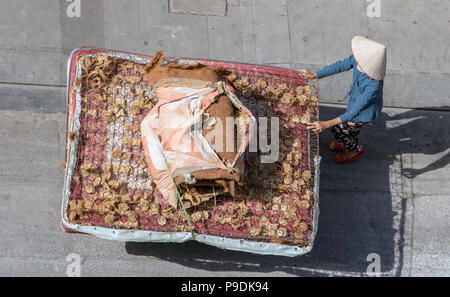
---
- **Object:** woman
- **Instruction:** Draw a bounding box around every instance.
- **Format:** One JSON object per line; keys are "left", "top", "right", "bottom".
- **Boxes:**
{"left": 300, "top": 36, "right": 387, "bottom": 163}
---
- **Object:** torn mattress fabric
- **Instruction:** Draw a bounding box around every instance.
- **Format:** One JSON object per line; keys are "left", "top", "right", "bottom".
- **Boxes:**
{"left": 141, "top": 78, "right": 255, "bottom": 208}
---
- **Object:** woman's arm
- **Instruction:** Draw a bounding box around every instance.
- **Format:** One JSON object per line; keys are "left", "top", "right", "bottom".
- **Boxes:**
{"left": 308, "top": 80, "right": 382, "bottom": 133}
{"left": 299, "top": 55, "right": 355, "bottom": 80}
{"left": 316, "top": 55, "right": 354, "bottom": 79}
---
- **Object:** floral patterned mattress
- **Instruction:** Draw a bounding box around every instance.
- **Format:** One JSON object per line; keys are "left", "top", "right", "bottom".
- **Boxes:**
{"left": 61, "top": 48, "right": 321, "bottom": 257}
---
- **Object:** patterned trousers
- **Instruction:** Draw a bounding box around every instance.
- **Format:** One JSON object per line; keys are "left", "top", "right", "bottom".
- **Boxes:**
{"left": 331, "top": 121, "right": 364, "bottom": 152}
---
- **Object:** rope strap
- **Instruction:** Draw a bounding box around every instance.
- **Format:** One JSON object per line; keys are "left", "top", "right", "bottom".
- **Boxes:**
{"left": 162, "top": 155, "right": 196, "bottom": 240}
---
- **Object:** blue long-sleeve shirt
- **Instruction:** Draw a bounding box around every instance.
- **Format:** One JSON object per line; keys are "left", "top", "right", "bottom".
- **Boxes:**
{"left": 316, "top": 55, "right": 384, "bottom": 123}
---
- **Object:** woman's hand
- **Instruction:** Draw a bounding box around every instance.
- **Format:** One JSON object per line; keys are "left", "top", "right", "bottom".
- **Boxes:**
{"left": 298, "top": 69, "right": 318, "bottom": 80}
{"left": 307, "top": 117, "right": 342, "bottom": 133}
{"left": 307, "top": 121, "right": 329, "bottom": 133}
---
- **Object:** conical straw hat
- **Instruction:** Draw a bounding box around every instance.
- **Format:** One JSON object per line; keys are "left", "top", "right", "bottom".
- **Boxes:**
{"left": 351, "top": 35, "right": 387, "bottom": 81}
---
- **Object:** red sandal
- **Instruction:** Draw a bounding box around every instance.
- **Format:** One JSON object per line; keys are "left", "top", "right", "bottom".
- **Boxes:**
{"left": 334, "top": 150, "right": 364, "bottom": 163}
{"left": 328, "top": 140, "right": 345, "bottom": 152}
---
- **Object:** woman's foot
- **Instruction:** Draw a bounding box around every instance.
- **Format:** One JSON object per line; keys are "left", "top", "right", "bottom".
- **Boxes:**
{"left": 328, "top": 140, "right": 345, "bottom": 152}
{"left": 334, "top": 149, "right": 364, "bottom": 163}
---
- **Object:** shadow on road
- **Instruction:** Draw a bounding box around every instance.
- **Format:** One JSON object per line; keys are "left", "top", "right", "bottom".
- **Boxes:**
{"left": 125, "top": 105, "right": 449, "bottom": 276}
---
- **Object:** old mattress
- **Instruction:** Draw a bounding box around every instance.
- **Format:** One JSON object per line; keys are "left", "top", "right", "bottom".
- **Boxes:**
{"left": 61, "top": 48, "right": 321, "bottom": 257}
